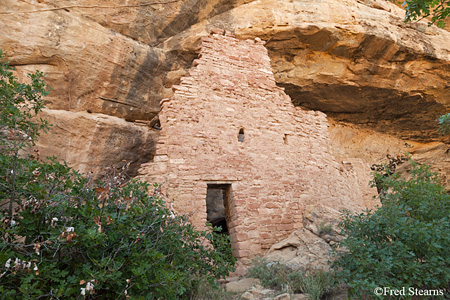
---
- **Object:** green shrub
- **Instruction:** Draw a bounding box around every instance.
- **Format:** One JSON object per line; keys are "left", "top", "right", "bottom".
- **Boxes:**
{"left": 400, "top": 0, "right": 449, "bottom": 28}
{"left": 332, "top": 162, "right": 450, "bottom": 299}
{"left": 317, "top": 222, "right": 333, "bottom": 235}
{"left": 248, "top": 258, "right": 296, "bottom": 291}
{"left": 0, "top": 50, "right": 50, "bottom": 223}
{"left": 248, "top": 258, "right": 335, "bottom": 299}
{"left": 437, "top": 113, "right": 450, "bottom": 135}
{"left": 0, "top": 51, "right": 236, "bottom": 299}
{"left": 296, "top": 270, "right": 334, "bottom": 300}
{"left": 1, "top": 166, "right": 235, "bottom": 299}
{"left": 187, "top": 277, "right": 238, "bottom": 300}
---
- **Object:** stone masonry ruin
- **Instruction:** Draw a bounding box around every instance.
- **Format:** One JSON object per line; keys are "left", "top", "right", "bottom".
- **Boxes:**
{"left": 138, "top": 30, "right": 376, "bottom": 269}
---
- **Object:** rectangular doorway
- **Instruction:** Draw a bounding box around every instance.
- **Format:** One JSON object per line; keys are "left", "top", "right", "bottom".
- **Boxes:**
{"left": 206, "top": 184, "right": 231, "bottom": 235}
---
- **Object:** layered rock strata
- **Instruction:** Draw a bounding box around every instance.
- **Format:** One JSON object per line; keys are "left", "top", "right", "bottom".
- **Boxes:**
{"left": 0, "top": 0, "right": 177, "bottom": 176}
{"left": 36, "top": 109, "right": 158, "bottom": 177}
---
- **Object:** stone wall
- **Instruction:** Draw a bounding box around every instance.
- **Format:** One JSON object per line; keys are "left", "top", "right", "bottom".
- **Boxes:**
{"left": 138, "top": 30, "right": 377, "bottom": 267}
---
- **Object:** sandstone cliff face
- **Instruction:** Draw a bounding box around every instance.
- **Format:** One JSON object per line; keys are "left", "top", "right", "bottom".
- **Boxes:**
{"left": 1, "top": 0, "right": 171, "bottom": 175}
{"left": 2, "top": 0, "right": 449, "bottom": 180}
{"left": 330, "top": 120, "right": 450, "bottom": 189}
{"left": 37, "top": 109, "right": 158, "bottom": 177}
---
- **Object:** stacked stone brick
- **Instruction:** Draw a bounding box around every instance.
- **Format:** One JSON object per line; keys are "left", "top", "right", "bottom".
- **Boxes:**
{"left": 138, "top": 30, "right": 374, "bottom": 265}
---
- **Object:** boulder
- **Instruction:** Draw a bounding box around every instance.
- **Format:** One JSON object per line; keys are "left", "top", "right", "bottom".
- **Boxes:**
{"left": 265, "top": 228, "right": 333, "bottom": 272}
{"left": 274, "top": 293, "right": 291, "bottom": 300}
{"left": 36, "top": 109, "right": 157, "bottom": 178}
{"left": 225, "top": 278, "right": 261, "bottom": 293}
{"left": 291, "top": 294, "right": 309, "bottom": 300}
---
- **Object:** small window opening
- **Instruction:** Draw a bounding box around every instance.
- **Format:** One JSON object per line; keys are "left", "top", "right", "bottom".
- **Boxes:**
{"left": 284, "top": 134, "right": 289, "bottom": 145}
{"left": 206, "top": 184, "right": 231, "bottom": 235}
{"left": 152, "top": 120, "right": 161, "bottom": 131}
{"left": 238, "top": 128, "right": 244, "bottom": 142}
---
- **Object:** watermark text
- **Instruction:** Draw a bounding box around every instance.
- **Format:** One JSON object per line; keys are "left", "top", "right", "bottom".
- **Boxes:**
{"left": 373, "top": 287, "right": 444, "bottom": 297}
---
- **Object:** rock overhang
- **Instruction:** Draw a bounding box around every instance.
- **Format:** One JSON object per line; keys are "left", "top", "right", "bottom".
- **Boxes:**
{"left": 158, "top": 0, "right": 450, "bottom": 141}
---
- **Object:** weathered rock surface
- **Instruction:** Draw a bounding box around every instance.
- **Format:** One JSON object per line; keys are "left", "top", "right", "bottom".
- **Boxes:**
{"left": 263, "top": 204, "right": 352, "bottom": 271}
{"left": 36, "top": 109, "right": 157, "bottom": 177}
{"left": 291, "top": 294, "right": 309, "bottom": 300}
{"left": 330, "top": 121, "right": 450, "bottom": 189}
{"left": 36, "top": 0, "right": 254, "bottom": 46}
{"left": 2, "top": 0, "right": 169, "bottom": 121}
{"left": 265, "top": 228, "right": 333, "bottom": 272}
{"left": 1, "top": 0, "right": 177, "bottom": 175}
{"left": 274, "top": 293, "right": 291, "bottom": 300}
{"left": 240, "top": 285, "right": 277, "bottom": 300}
{"left": 225, "top": 278, "right": 261, "bottom": 293}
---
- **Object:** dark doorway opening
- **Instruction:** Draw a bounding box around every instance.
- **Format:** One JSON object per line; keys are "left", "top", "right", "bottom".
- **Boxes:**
{"left": 206, "top": 184, "right": 231, "bottom": 235}
{"left": 238, "top": 128, "right": 244, "bottom": 142}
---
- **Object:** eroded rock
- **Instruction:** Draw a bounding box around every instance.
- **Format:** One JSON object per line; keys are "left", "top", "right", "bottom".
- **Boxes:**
{"left": 265, "top": 228, "right": 333, "bottom": 272}
{"left": 329, "top": 121, "right": 450, "bottom": 189}
{"left": 225, "top": 278, "right": 261, "bottom": 293}
{"left": 36, "top": 109, "right": 157, "bottom": 178}
{"left": 274, "top": 293, "right": 291, "bottom": 300}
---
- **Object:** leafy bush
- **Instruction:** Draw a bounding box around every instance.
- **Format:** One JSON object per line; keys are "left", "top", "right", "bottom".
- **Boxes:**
{"left": 1, "top": 168, "right": 235, "bottom": 299}
{"left": 332, "top": 162, "right": 450, "bottom": 299}
{"left": 0, "top": 51, "right": 236, "bottom": 299}
{"left": 437, "top": 113, "right": 450, "bottom": 135}
{"left": 399, "top": 0, "right": 450, "bottom": 28}
{"left": 0, "top": 50, "right": 49, "bottom": 222}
